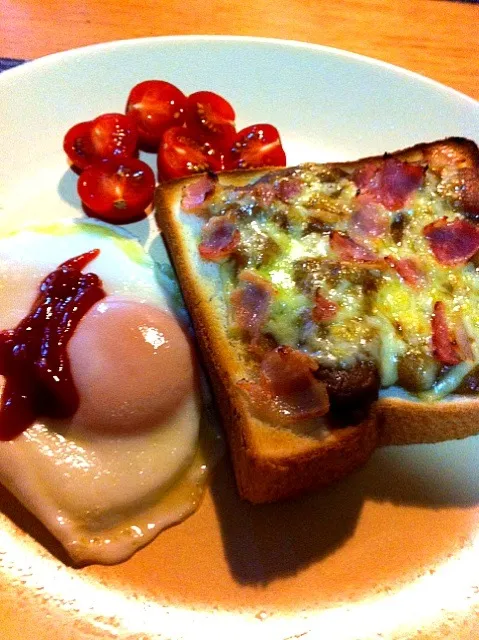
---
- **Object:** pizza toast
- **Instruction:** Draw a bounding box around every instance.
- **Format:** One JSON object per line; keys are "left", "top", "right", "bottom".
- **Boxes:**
{"left": 156, "top": 137, "right": 479, "bottom": 503}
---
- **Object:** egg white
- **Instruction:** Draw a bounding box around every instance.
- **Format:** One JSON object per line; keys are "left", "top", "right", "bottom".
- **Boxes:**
{"left": 0, "top": 221, "right": 208, "bottom": 564}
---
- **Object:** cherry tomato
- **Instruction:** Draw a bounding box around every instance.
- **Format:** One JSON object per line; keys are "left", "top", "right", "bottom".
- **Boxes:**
{"left": 158, "top": 126, "right": 228, "bottom": 181}
{"left": 77, "top": 158, "right": 155, "bottom": 224}
{"left": 185, "top": 91, "right": 236, "bottom": 143}
{"left": 231, "top": 124, "right": 286, "bottom": 169}
{"left": 63, "top": 121, "right": 95, "bottom": 171}
{"left": 63, "top": 113, "right": 138, "bottom": 170}
{"left": 125, "top": 80, "right": 187, "bottom": 149}
{"left": 89, "top": 113, "right": 138, "bottom": 161}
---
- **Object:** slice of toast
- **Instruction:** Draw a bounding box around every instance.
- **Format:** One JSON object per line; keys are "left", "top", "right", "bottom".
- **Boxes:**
{"left": 156, "top": 137, "right": 479, "bottom": 503}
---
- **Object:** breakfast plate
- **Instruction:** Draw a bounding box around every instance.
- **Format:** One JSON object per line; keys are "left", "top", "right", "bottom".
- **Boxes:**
{"left": 1, "top": 35, "right": 479, "bottom": 640}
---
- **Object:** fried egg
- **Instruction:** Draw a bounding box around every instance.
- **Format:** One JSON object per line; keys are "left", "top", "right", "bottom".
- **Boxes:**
{"left": 0, "top": 220, "right": 216, "bottom": 565}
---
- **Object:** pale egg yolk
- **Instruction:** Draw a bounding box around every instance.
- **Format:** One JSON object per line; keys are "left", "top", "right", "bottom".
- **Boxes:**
{"left": 67, "top": 296, "right": 197, "bottom": 434}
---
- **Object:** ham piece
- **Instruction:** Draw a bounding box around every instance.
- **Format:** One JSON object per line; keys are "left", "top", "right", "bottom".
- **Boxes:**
{"left": 181, "top": 174, "right": 217, "bottom": 212}
{"left": 230, "top": 271, "right": 273, "bottom": 338}
{"left": 431, "top": 301, "right": 462, "bottom": 366}
{"left": 275, "top": 177, "right": 302, "bottom": 203}
{"left": 348, "top": 196, "right": 390, "bottom": 240}
{"left": 198, "top": 215, "right": 240, "bottom": 262}
{"left": 252, "top": 182, "right": 276, "bottom": 207}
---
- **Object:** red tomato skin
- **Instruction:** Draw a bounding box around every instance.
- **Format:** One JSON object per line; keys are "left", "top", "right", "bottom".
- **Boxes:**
{"left": 90, "top": 113, "right": 138, "bottom": 161}
{"left": 126, "top": 80, "right": 187, "bottom": 148}
{"left": 158, "top": 126, "right": 227, "bottom": 181}
{"left": 77, "top": 158, "right": 155, "bottom": 224}
{"left": 231, "top": 124, "right": 286, "bottom": 169}
{"left": 63, "top": 121, "right": 95, "bottom": 171}
{"left": 63, "top": 113, "right": 138, "bottom": 170}
{"left": 185, "top": 91, "right": 236, "bottom": 139}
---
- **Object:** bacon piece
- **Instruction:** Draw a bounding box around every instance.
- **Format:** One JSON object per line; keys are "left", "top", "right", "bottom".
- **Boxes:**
{"left": 385, "top": 256, "right": 424, "bottom": 287}
{"left": 276, "top": 177, "right": 302, "bottom": 203}
{"left": 353, "top": 157, "right": 424, "bottom": 211}
{"left": 237, "top": 346, "right": 329, "bottom": 426}
{"left": 349, "top": 196, "right": 390, "bottom": 240}
{"left": 198, "top": 215, "right": 240, "bottom": 262}
{"left": 261, "top": 346, "right": 318, "bottom": 394}
{"left": 230, "top": 271, "right": 273, "bottom": 338}
{"left": 250, "top": 176, "right": 302, "bottom": 208}
{"left": 252, "top": 182, "right": 276, "bottom": 207}
{"left": 379, "top": 159, "right": 424, "bottom": 210}
{"left": 181, "top": 174, "right": 217, "bottom": 212}
{"left": 431, "top": 301, "right": 462, "bottom": 366}
{"left": 352, "top": 162, "right": 378, "bottom": 193}
{"left": 423, "top": 217, "right": 479, "bottom": 265}
{"left": 330, "top": 231, "right": 378, "bottom": 263}
{"left": 312, "top": 292, "right": 338, "bottom": 322}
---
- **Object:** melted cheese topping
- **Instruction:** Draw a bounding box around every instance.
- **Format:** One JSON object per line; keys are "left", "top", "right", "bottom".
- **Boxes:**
{"left": 204, "top": 160, "right": 479, "bottom": 399}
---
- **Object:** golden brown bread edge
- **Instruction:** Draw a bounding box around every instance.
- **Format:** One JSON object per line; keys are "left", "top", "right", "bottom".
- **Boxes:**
{"left": 156, "top": 137, "right": 479, "bottom": 503}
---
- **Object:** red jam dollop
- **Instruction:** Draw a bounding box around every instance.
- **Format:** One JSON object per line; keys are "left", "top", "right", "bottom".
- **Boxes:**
{"left": 0, "top": 250, "right": 105, "bottom": 440}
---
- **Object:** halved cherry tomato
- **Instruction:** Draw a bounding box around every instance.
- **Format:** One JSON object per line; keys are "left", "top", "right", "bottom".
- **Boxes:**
{"left": 231, "top": 124, "right": 286, "bottom": 169}
{"left": 185, "top": 91, "right": 236, "bottom": 143}
{"left": 63, "top": 113, "right": 138, "bottom": 170}
{"left": 158, "top": 126, "right": 227, "bottom": 181}
{"left": 63, "top": 121, "right": 95, "bottom": 171}
{"left": 77, "top": 158, "right": 155, "bottom": 224}
{"left": 125, "top": 80, "right": 187, "bottom": 148}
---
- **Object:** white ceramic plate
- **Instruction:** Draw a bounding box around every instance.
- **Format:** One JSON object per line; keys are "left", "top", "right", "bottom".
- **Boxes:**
{"left": 1, "top": 36, "right": 479, "bottom": 640}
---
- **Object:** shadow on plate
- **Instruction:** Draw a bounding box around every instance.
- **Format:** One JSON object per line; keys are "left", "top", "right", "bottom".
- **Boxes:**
{"left": 1, "top": 421, "right": 478, "bottom": 580}
{"left": 209, "top": 435, "right": 479, "bottom": 585}
{"left": 0, "top": 483, "right": 74, "bottom": 567}
{"left": 57, "top": 167, "right": 81, "bottom": 209}
{"left": 209, "top": 456, "right": 365, "bottom": 585}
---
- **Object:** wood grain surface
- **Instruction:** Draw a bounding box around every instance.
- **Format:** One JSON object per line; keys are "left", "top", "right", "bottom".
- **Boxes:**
{"left": 0, "top": 0, "right": 478, "bottom": 100}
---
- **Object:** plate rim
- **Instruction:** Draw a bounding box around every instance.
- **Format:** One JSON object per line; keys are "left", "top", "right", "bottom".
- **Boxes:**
{"left": 1, "top": 34, "right": 478, "bottom": 111}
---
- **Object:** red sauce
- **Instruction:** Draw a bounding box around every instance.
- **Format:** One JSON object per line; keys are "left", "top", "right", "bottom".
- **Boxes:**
{"left": 0, "top": 250, "right": 105, "bottom": 440}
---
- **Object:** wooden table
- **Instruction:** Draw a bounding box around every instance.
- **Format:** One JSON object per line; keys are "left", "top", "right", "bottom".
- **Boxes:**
{"left": 1, "top": 0, "right": 478, "bottom": 101}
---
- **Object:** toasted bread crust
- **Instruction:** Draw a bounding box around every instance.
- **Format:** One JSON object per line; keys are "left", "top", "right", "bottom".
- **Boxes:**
{"left": 156, "top": 138, "right": 479, "bottom": 503}
{"left": 376, "top": 395, "right": 479, "bottom": 446}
